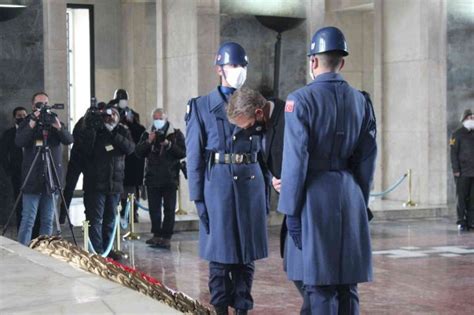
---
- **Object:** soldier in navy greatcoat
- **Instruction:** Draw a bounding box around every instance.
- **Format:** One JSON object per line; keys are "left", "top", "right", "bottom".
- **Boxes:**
{"left": 185, "top": 42, "right": 269, "bottom": 315}
{"left": 278, "top": 27, "right": 377, "bottom": 315}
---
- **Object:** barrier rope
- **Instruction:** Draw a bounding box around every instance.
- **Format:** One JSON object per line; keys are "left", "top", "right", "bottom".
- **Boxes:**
{"left": 135, "top": 201, "right": 149, "bottom": 211}
{"left": 120, "top": 201, "right": 131, "bottom": 230}
{"left": 29, "top": 236, "right": 213, "bottom": 314}
{"left": 370, "top": 173, "right": 408, "bottom": 198}
{"left": 88, "top": 211, "right": 119, "bottom": 258}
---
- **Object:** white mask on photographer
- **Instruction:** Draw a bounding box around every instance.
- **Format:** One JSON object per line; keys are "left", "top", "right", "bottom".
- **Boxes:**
{"left": 224, "top": 67, "right": 247, "bottom": 89}
{"left": 463, "top": 120, "right": 474, "bottom": 130}
{"left": 118, "top": 99, "right": 128, "bottom": 109}
{"left": 153, "top": 119, "right": 166, "bottom": 130}
{"left": 105, "top": 122, "right": 117, "bottom": 131}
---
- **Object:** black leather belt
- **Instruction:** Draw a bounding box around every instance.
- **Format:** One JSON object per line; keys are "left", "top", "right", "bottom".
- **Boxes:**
{"left": 213, "top": 152, "right": 258, "bottom": 164}
{"left": 309, "top": 158, "right": 349, "bottom": 171}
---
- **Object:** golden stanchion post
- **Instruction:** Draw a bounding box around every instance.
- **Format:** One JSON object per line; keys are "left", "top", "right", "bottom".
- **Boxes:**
{"left": 175, "top": 179, "right": 188, "bottom": 215}
{"left": 82, "top": 220, "right": 89, "bottom": 252}
{"left": 114, "top": 204, "right": 128, "bottom": 259}
{"left": 123, "top": 193, "right": 140, "bottom": 240}
{"left": 403, "top": 168, "right": 417, "bottom": 207}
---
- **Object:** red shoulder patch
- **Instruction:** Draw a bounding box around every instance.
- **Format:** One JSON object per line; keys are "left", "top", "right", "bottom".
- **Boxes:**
{"left": 285, "top": 100, "right": 295, "bottom": 113}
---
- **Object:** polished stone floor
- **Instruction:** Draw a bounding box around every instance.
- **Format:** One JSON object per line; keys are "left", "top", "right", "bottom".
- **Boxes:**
{"left": 3, "top": 214, "right": 474, "bottom": 314}
{"left": 110, "top": 217, "right": 474, "bottom": 315}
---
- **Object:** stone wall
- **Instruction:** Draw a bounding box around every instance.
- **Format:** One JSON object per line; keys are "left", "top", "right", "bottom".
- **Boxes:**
{"left": 0, "top": 1, "right": 44, "bottom": 224}
{"left": 220, "top": 14, "right": 307, "bottom": 101}
{"left": 446, "top": 0, "right": 474, "bottom": 204}
{"left": 378, "top": 0, "right": 447, "bottom": 205}
{"left": 0, "top": 1, "right": 44, "bottom": 134}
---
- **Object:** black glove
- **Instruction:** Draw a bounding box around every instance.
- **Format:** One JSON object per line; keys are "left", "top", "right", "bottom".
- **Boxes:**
{"left": 286, "top": 215, "right": 302, "bottom": 250}
{"left": 195, "top": 201, "right": 209, "bottom": 234}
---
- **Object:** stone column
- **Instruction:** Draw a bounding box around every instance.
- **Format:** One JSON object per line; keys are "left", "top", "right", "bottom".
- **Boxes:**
{"left": 121, "top": 0, "right": 157, "bottom": 127}
{"left": 380, "top": 0, "right": 447, "bottom": 204}
{"left": 43, "top": 0, "right": 69, "bottom": 124}
{"left": 156, "top": 0, "right": 220, "bottom": 213}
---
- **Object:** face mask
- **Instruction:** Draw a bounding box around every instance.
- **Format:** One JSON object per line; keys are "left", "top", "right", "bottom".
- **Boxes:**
{"left": 105, "top": 122, "right": 117, "bottom": 131}
{"left": 224, "top": 67, "right": 247, "bottom": 89}
{"left": 154, "top": 119, "right": 166, "bottom": 130}
{"left": 245, "top": 119, "right": 265, "bottom": 136}
{"left": 463, "top": 120, "right": 474, "bottom": 130}
{"left": 118, "top": 99, "right": 128, "bottom": 109}
{"left": 15, "top": 118, "right": 24, "bottom": 125}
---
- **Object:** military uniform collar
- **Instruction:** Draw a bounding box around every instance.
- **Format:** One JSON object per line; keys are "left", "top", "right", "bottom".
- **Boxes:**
{"left": 309, "top": 72, "right": 345, "bottom": 85}
{"left": 209, "top": 88, "right": 228, "bottom": 112}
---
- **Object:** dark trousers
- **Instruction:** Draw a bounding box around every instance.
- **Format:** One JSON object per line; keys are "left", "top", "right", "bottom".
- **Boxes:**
{"left": 147, "top": 186, "right": 176, "bottom": 239}
{"left": 305, "top": 284, "right": 359, "bottom": 315}
{"left": 294, "top": 280, "right": 311, "bottom": 315}
{"left": 455, "top": 176, "right": 474, "bottom": 226}
{"left": 209, "top": 262, "right": 255, "bottom": 310}
{"left": 60, "top": 160, "right": 82, "bottom": 223}
{"left": 84, "top": 192, "right": 120, "bottom": 254}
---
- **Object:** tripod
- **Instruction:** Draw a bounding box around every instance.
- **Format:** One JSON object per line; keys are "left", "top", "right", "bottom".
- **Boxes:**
{"left": 1, "top": 128, "right": 77, "bottom": 245}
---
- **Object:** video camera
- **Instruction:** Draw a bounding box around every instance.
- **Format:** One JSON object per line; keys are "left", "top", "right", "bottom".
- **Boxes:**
{"left": 34, "top": 102, "right": 64, "bottom": 128}
{"left": 155, "top": 127, "right": 167, "bottom": 143}
{"left": 84, "top": 98, "right": 116, "bottom": 130}
{"left": 84, "top": 97, "right": 104, "bottom": 130}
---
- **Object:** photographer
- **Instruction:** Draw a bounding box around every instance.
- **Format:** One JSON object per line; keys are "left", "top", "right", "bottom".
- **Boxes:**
{"left": 15, "top": 92, "right": 73, "bottom": 245}
{"left": 76, "top": 105, "right": 135, "bottom": 259}
{"left": 120, "top": 107, "right": 145, "bottom": 223}
{"left": 135, "top": 108, "right": 185, "bottom": 249}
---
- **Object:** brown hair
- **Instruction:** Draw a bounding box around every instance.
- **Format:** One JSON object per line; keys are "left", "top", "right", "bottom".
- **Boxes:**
{"left": 227, "top": 87, "right": 268, "bottom": 121}
{"left": 31, "top": 91, "right": 49, "bottom": 104}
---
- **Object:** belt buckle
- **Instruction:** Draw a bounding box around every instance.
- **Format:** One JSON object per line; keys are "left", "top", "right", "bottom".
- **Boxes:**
{"left": 234, "top": 154, "right": 244, "bottom": 164}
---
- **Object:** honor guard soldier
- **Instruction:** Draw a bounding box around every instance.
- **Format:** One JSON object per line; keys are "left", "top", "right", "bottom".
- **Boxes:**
{"left": 185, "top": 42, "right": 269, "bottom": 315}
{"left": 278, "top": 27, "right": 377, "bottom": 314}
{"left": 450, "top": 109, "right": 474, "bottom": 231}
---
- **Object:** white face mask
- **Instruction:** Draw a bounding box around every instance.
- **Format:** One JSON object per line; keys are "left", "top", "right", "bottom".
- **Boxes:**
{"left": 224, "top": 67, "right": 247, "bottom": 89}
{"left": 118, "top": 99, "right": 128, "bottom": 109}
{"left": 153, "top": 119, "right": 166, "bottom": 129}
{"left": 463, "top": 120, "right": 474, "bottom": 130}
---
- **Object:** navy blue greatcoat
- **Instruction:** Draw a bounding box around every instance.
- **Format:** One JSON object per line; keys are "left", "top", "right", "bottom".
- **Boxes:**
{"left": 278, "top": 72, "right": 377, "bottom": 286}
{"left": 185, "top": 88, "right": 268, "bottom": 264}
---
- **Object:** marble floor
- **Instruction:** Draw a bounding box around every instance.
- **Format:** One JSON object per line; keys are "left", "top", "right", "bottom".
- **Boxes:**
{"left": 112, "top": 217, "right": 474, "bottom": 314}
{"left": 3, "top": 215, "right": 474, "bottom": 314}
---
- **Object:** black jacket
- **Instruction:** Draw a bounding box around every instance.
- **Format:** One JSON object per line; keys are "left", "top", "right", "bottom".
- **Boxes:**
{"left": 263, "top": 98, "right": 285, "bottom": 179}
{"left": 15, "top": 118, "right": 73, "bottom": 194}
{"left": 122, "top": 121, "right": 146, "bottom": 187}
{"left": 262, "top": 98, "right": 287, "bottom": 258}
{"left": 76, "top": 123, "right": 135, "bottom": 193}
{"left": 0, "top": 126, "right": 23, "bottom": 184}
{"left": 450, "top": 126, "right": 474, "bottom": 177}
{"left": 135, "top": 124, "right": 186, "bottom": 189}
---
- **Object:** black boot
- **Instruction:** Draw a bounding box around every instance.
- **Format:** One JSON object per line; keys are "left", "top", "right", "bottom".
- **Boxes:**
{"left": 234, "top": 310, "right": 248, "bottom": 315}
{"left": 214, "top": 305, "right": 228, "bottom": 315}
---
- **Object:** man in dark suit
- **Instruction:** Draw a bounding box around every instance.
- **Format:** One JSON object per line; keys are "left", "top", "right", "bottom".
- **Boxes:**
{"left": 227, "top": 87, "right": 310, "bottom": 314}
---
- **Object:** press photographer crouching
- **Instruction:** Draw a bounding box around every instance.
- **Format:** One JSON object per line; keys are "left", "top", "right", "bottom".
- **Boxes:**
{"left": 135, "top": 108, "right": 186, "bottom": 249}
{"left": 76, "top": 104, "right": 135, "bottom": 259}
{"left": 15, "top": 92, "right": 73, "bottom": 245}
